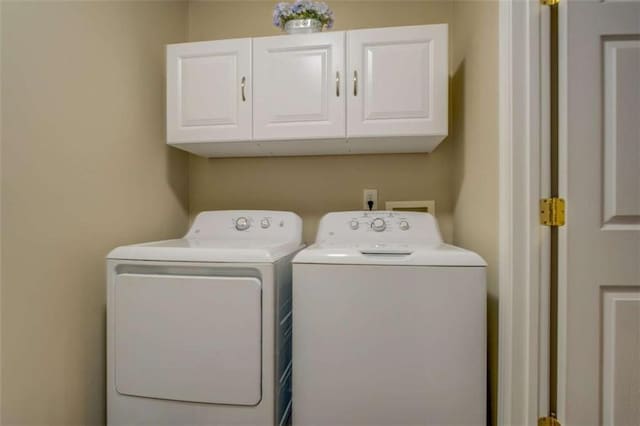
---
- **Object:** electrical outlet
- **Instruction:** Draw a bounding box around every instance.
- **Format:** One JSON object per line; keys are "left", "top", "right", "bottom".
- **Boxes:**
{"left": 363, "top": 189, "right": 378, "bottom": 210}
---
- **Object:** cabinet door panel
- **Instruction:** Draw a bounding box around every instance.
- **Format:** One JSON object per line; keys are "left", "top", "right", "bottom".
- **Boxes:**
{"left": 167, "top": 39, "right": 252, "bottom": 143}
{"left": 253, "top": 32, "right": 346, "bottom": 141}
{"left": 347, "top": 25, "right": 448, "bottom": 138}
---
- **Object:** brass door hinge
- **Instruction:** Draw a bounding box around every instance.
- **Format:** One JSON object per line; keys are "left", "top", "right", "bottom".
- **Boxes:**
{"left": 541, "top": 0, "right": 559, "bottom": 5}
{"left": 539, "top": 415, "right": 562, "bottom": 426}
{"left": 540, "top": 197, "right": 566, "bottom": 226}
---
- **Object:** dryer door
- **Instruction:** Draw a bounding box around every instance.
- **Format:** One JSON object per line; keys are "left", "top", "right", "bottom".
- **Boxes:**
{"left": 114, "top": 273, "right": 262, "bottom": 405}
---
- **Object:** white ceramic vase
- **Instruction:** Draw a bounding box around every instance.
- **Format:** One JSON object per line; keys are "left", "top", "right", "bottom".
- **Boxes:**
{"left": 284, "top": 19, "right": 322, "bottom": 34}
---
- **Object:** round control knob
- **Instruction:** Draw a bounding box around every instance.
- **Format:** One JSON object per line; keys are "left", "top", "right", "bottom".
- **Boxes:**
{"left": 399, "top": 220, "right": 410, "bottom": 231}
{"left": 350, "top": 220, "right": 359, "bottom": 230}
{"left": 260, "top": 218, "right": 270, "bottom": 229}
{"left": 371, "top": 218, "right": 386, "bottom": 232}
{"left": 235, "top": 217, "right": 250, "bottom": 231}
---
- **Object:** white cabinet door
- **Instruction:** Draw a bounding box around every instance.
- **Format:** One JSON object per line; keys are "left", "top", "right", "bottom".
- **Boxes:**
{"left": 253, "top": 32, "right": 346, "bottom": 141}
{"left": 347, "top": 25, "right": 448, "bottom": 138}
{"left": 167, "top": 39, "right": 252, "bottom": 143}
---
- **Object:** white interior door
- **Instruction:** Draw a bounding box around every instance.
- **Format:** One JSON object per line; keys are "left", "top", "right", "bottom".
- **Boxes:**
{"left": 167, "top": 39, "right": 252, "bottom": 143}
{"left": 347, "top": 25, "right": 448, "bottom": 138}
{"left": 560, "top": 1, "right": 640, "bottom": 425}
{"left": 114, "top": 274, "right": 262, "bottom": 405}
{"left": 253, "top": 32, "right": 345, "bottom": 141}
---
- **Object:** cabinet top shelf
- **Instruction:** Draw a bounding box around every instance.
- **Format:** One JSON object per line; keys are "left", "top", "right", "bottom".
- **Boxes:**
{"left": 166, "top": 23, "right": 448, "bottom": 47}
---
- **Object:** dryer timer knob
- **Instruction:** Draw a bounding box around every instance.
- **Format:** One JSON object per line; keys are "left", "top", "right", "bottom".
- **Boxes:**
{"left": 371, "top": 218, "right": 386, "bottom": 232}
{"left": 235, "top": 217, "right": 250, "bottom": 231}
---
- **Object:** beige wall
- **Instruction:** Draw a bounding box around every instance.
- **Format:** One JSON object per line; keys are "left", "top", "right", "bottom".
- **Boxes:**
{"left": 187, "top": 1, "right": 455, "bottom": 244}
{"left": 451, "top": 1, "right": 499, "bottom": 424}
{"left": 0, "top": 2, "right": 189, "bottom": 424}
{"left": 0, "top": 1, "right": 500, "bottom": 424}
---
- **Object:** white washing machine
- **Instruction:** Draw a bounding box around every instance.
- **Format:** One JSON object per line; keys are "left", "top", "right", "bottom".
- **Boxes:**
{"left": 107, "top": 210, "right": 302, "bottom": 426}
{"left": 292, "top": 211, "right": 486, "bottom": 426}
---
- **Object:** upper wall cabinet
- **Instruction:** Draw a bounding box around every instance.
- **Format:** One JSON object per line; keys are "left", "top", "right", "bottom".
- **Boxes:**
{"left": 347, "top": 25, "right": 448, "bottom": 139}
{"left": 167, "top": 39, "right": 252, "bottom": 144}
{"left": 166, "top": 25, "right": 449, "bottom": 157}
{"left": 253, "top": 32, "right": 346, "bottom": 141}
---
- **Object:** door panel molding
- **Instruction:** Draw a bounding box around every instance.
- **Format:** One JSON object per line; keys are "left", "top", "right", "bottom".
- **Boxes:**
{"left": 602, "top": 37, "right": 640, "bottom": 230}
{"left": 602, "top": 288, "right": 640, "bottom": 425}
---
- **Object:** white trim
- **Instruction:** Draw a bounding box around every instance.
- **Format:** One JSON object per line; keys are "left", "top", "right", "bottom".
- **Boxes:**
{"left": 498, "top": 1, "right": 515, "bottom": 421}
{"left": 498, "top": 1, "right": 549, "bottom": 425}
{"left": 0, "top": 0, "right": 3, "bottom": 417}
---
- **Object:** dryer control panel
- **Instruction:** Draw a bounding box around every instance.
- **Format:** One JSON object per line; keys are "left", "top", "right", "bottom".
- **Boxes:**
{"left": 315, "top": 211, "right": 442, "bottom": 245}
{"left": 185, "top": 210, "right": 303, "bottom": 244}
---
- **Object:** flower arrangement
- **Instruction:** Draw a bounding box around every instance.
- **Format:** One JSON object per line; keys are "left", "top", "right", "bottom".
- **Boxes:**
{"left": 272, "top": 1, "right": 335, "bottom": 30}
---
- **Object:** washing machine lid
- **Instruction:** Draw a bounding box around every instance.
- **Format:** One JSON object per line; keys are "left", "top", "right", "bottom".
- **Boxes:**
{"left": 292, "top": 211, "right": 486, "bottom": 266}
{"left": 293, "top": 242, "right": 486, "bottom": 266}
{"left": 107, "top": 210, "right": 303, "bottom": 263}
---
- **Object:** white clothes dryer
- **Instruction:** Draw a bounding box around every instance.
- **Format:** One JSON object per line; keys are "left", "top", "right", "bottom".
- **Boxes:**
{"left": 292, "top": 211, "right": 486, "bottom": 426}
{"left": 107, "top": 210, "right": 302, "bottom": 426}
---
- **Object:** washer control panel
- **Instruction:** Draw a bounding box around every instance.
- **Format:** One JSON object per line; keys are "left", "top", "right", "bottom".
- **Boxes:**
{"left": 315, "top": 211, "right": 442, "bottom": 245}
{"left": 345, "top": 212, "right": 414, "bottom": 233}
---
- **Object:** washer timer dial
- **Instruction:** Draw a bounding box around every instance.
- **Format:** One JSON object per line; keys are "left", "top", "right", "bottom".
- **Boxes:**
{"left": 235, "top": 217, "right": 250, "bottom": 231}
{"left": 371, "top": 218, "right": 386, "bottom": 232}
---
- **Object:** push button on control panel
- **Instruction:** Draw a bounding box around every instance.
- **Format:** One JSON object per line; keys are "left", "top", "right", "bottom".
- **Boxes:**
{"left": 350, "top": 220, "right": 360, "bottom": 230}
{"left": 260, "top": 218, "right": 271, "bottom": 229}
{"left": 399, "top": 220, "right": 410, "bottom": 231}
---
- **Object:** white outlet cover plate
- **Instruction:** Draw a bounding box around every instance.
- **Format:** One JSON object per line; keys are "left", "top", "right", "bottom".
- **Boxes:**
{"left": 363, "top": 189, "right": 378, "bottom": 210}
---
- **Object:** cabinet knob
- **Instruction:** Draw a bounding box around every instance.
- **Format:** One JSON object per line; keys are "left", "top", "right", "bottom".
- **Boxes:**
{"left": 241, "top": 76, "right": 246, "bottom": 102}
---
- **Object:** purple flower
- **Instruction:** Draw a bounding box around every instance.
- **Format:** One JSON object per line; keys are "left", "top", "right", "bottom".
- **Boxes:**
{"left": 273, "top": 2, "right": 293, "bottom": 27}
{"left": 292, "top": 0, "right": 312, "bottom": 14}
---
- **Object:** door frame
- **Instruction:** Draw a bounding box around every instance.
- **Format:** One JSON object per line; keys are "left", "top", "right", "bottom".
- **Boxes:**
{"left": 498, "top": 0, "right": 551, "bottom": 424}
